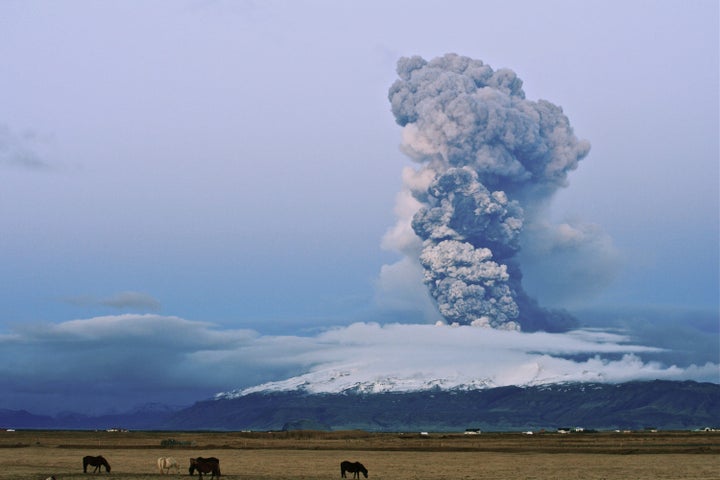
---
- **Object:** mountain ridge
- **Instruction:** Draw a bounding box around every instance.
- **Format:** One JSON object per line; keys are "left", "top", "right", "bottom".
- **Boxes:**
{"left": 2, "top": 380, "right": 717, "bottom": 432}
{"left": 171, "top": 380, "right": 720, "bottom": 432}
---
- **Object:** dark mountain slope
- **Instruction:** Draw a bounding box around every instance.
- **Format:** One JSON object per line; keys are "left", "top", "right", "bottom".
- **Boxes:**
{"left": 164, "top": 380, "right": 720, "bottom": 432}
{"left": 2, "top": 381, "right": 716, "bottom": 431}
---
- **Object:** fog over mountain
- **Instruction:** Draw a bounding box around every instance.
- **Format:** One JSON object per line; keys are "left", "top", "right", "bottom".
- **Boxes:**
{"left": 215, "top": 321, "right": 718, "bottom": 400}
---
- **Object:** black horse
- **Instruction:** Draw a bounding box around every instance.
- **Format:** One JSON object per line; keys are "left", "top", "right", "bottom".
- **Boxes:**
{"left": 341, "top": 461, "right": 368, "bottom": 479}
{"left": 189, "top": 457, "right": 221, "bottom": 479}
{"left": 83, "top": 455, "right": 111, "bottom": 473}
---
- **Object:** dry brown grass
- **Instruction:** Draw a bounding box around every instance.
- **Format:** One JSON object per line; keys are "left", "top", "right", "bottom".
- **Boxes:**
{"left": 0, "top": 430, "right": 717, "bottom": 480}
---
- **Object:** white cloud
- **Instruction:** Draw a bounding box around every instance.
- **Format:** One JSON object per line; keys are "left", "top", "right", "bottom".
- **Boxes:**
{"left": 1, "top": 313, "right": 715, "bottom": 414}
{"left": 229, "top": 322, "right": 717, "bottom": 395}
{"left": 373, "top": 256, "right": 441, "bottom": 322}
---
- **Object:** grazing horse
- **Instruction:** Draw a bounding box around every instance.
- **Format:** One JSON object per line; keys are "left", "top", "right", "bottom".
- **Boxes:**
{"left": 83, "top": 455, "right": 111, "bottom": 473}
{"left": 158, "top": 456, "right": 180, "bottom": 474}
{"left": 189, "top": 457, "right": 221, "bottom": 479}
{"left": 341, "top": 461, "right": 368, "bottom": 479}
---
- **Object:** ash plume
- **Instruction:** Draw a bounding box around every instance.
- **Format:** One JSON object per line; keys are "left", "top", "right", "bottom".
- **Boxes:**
{"left": 387, "top": 54, "right": 591, "bottom": 332}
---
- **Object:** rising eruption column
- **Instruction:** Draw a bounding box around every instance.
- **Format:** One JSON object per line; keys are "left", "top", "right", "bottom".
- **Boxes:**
{"left": 388, "top": 54, "right": 591, "bottom": 332}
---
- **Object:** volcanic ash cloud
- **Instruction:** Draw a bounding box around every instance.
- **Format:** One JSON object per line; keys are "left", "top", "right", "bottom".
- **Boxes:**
{"left": 387, "top": 53, "right": 591, "bottom": 332}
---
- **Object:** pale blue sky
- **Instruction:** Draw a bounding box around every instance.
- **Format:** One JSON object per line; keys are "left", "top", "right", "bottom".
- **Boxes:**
{"left": 0, "top": 0, "right": 717, "bottom": 414}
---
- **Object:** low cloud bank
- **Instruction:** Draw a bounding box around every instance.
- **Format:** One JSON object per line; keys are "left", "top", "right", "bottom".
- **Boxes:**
{"left": 0, "top": 313, "right": 716, "bottom": 414}
{"left": 225, "top": 322, "right": 717, "bottom": 396}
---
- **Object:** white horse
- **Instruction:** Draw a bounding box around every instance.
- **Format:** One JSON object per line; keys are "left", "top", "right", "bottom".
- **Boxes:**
{"left": 157, "top": 456, "right": 179, "bottom": 474}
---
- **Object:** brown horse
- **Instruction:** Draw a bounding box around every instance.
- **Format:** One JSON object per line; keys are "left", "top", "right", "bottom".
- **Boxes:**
{"left": 83, "top": 455, "right": 111, "bottom": 473}
{"left": 189, "top": 457, "right": 220, "bottom": 479}
{"left": 341, "top": 461, "right": 368, "bottom": 479}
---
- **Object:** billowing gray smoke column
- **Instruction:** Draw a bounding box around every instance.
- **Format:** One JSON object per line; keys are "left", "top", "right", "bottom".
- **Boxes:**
{"left": 388, "top": 54, "right": 590, "bottom": 332}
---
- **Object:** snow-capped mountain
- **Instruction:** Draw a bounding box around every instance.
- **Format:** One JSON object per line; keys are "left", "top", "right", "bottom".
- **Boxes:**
{"left": 213, "top": 357, "right": 608, "bottom": 400}
{"left": 216, "top": 367, "right": 497, "bottom": 399}
{"left": 213, "top": 324, "right": 701, "bottom": 400}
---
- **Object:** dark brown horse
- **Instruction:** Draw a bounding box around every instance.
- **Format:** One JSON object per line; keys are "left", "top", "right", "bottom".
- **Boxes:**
{"left": 83, "top": 455, "right": 111, "bottom": 473}
{"left": 189, "top": 457, "right": 220, "bottom": 479}
{"left": 341, "top": 461, "right": 368, "bottom": 479}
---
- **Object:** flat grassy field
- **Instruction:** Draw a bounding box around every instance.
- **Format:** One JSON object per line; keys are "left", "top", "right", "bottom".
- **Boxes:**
{"left": 0, "top": 430, "right": 717, "bottom": 480}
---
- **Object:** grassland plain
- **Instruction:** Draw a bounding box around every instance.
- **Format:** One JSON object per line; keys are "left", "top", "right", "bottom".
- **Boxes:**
{"left": 0, "top": 430, "right": 718, "bottom": 480}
